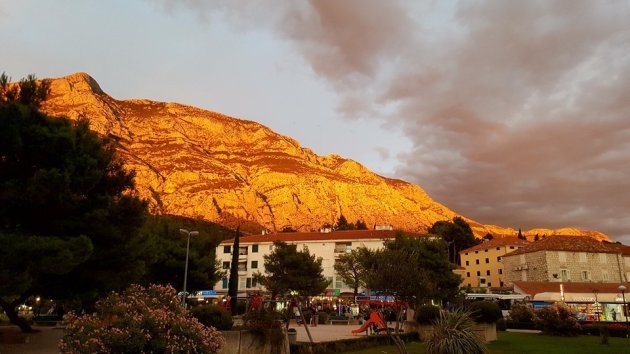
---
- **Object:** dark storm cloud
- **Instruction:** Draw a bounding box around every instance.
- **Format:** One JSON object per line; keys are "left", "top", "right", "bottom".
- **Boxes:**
{"left": 153, "top": 0, "right": 630, "bottom": 240}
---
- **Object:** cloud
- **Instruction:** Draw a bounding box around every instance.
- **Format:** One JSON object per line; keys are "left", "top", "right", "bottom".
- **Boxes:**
{"left": 152, "top": 0, "right": 630, "bottom": 240}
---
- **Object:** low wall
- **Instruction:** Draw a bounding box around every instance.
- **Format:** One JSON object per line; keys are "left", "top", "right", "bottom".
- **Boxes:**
{"left": 219, "top": 329, "right": 289, "bottom": 354}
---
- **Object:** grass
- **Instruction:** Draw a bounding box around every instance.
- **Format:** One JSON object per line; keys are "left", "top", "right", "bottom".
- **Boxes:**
{"left": 342, "top": 332, "right": 630, "bottom": 354}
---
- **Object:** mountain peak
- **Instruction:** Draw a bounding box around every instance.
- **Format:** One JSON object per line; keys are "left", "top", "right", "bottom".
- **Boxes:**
{"left": 37, "top": 73, "right": 610, "bottom": 241}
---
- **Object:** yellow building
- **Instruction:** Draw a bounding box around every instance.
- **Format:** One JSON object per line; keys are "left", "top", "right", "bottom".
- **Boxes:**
{"left": 459, "top": 237, "right": 530, "bottom": 288}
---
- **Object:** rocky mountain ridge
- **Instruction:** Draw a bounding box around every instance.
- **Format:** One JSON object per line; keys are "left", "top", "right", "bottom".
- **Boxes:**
{"left": 38, "top": 73, "right": 609, "bottom": 241}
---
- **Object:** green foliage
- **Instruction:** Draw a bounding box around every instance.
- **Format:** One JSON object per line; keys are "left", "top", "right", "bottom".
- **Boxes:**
{"left": 534, "top": 304, "right": 581, "bottom": 336}
{"left": 355, "top": 220, "right": 368, "bottom": 230}
{"left": 335, "top": 214, "right": 354, "bottom": 230}
{"left": 360, "top": 234, "right": 461, "bottom": 305}
{"left": 426, "top": 310, "right": 487, "bottom": 354}
{"left": 0, "top": 72, "right": 49, "bottom": 107}
{"left": 191, "top": 304, "right": 233, "bottom": 330}
{"left": 258, "top": 241, "right": 328, "bottom": 298}
{"left": 59, "top": 284, "right": 224, "bottom": 353}
{"left": 317, "top": 311, "right": 329, "bottom": 324}
{"left": 242, "top": 308, "right": 284, "bottom": 331}
{"left": 469, "top": 301, "right": 503, "bottom": 323}
{"left": 509, "top": 303, "right": 535, "bottom": 323}
{"left": 140, "top": 214, "right": 227, "bottom": 290}
{"left": 428, "top": 217, "right": 478, "bottom": 264}
{"left": 0, "top": 84, "right": 148, "bottom": 330}
{"left": 415, "top": 305, "right": 441, "bottom": 325}
{"left": 333, "top": 249, "right": 365, "bottom": 297}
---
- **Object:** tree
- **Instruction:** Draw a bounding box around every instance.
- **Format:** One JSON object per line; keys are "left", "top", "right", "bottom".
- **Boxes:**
{"left": 0, "top": 74, "right": 148, "bottom": 331}
{"left": 140, "top": 215, "right": 225, "bottom": 291}
{"left": 228, "top": 227, "right": 240, "bottom": 315}
{"left": 359, "top": 234, "right": 461, "bottom": 354}
{"left": 333, "top": 250, "right": 365, "bottom": 299}
{"left": 517, "top": 228, "right": 525, "bottom": 240}
{"left": 483, "top": 233, "right": 493, "bottom": 241}
{"left": 355, "top": 219, "right": 368, "bottom": 230}
{"left": 335, "top": 214, "right": 354, "bottom": 231}
{"left": 534, "top": 234, "right": 540, "bottom": 241}
{"left": 256, "top": 240, "right": 328, "bottom": 343}
{"left": 428, "top": 217, "right": 478, "bottom": 265}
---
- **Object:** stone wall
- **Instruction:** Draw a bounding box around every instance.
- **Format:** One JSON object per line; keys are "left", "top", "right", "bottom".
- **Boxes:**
{"left": 219, "top": 329, "right": 289, "bottom": 354}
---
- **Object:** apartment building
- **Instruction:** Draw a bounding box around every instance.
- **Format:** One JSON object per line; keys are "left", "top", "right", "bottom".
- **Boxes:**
{"left": 459, "top": 237, "right": 530, "bottom": 288}
{"left": 214, "top": 230, "right": 427, "bottom": 295}
{"left": 502, "top": 236, "right": 624, "bottom": 286}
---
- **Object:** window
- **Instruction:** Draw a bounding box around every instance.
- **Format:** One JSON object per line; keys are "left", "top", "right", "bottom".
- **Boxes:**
{"left": 579, "top": 253, "right": 587, "bottom": 263}
{"left": 479, "top": 277, "right": 487, "bottom": 285}
{"left": 599, "top": 253, "right": 607, "bottom": 264}
{"left": 222, "top": 261, "right": 230, "bottom": 269}
{"left": 476, "top": 259, "right": 480, "bottom": 265}
{"left": 251, "top": 260, "right": 258, "bottom": 269}
{"left": 488, "top": 282, "right": 492, "bottom": 287}
{"left": 326, "top": 277, "right": 333, "bottom": 287}
{"left": 485, "top": 258, "right": 490, "bottom": 264}
{"left": 252, "top": 277, "right": 258, "bottom": 288}
{"left": 467, "top": 272, "right": 471, "bottom": 277}
{"left": 223, "top": 245, "right": 231, "bottom": 254}
{"left": 520, "top": 255, "right": 526, "bottom": 264}
{"left": 496, "top": 247, "right": 500, "bottom": 251}
{"left": 500, "top": 281, "right": 504, "bottom": 287}
{"left": 484, "top": 249, "right": 488, "bottom": 253}
{"left": 466, "top": 260, "right": 469, "bottom": 266}
{"left": 581, "top": 270, "right": 590, "bottom": 281}
{"left": 475, "top": 251, "right": 479, "bottom": 254}
{"left": 238, "top": 261, "right": 247, "bottom": 271}
{"left": 465, "top": 252, "right": 469, "bottom": 256}
{"left": 476, "top": 271, "right": 481, "bottom": 276}
{"left": 222, "top": 277, "right": 228, "bottom": 289}
{"left": 239, "top": 277, "right": 247, "bottom": 289}
{"left": 558, "top": 252, "right": 566, "bottom": 263}
{"left": 335, "top": 277, "right": 346, "bottom": 289}
{"left": 239, "top": 246, "right": 248, "bottom": 256}
{"left": 499, "top": 269, "right": 503, "bottom": 275}
{"left": 509, "top": 246, "right": 514, "bottom": 249}
{"left": 252, "top": 244, "right": 259, "bottom": 253}
{"left": 560, "top": 269, "right": 570, "bottom": 281}
{"left": 486, "top": 270, "right": 491, "bottom": 276}
{"left": 602, "top": 271, "right": 609, "bottom": 281}
{"left": 269, "top": 245, "right": 273, "bottom": 250}
{"left": 246, "top": 278, "right": 252, "bottom": 288}
{"left": 334, "top": 242, "right": 352, "bottom": 254}
{"left": 497, "top": 256, "right": 501, "bottom": 261}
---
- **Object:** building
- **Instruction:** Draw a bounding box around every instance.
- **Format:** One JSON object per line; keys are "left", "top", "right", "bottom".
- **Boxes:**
{"left": 513, "top": 281, "right": 630, "bottom": 322}
{"left": 213, "top": 230, "right": 427, "bottom": 296}
{"left": 502, "top": 236, "right": 624, "bottom": 286}
{"left": 459, "top": 237, "right": 530, "bottom": 288}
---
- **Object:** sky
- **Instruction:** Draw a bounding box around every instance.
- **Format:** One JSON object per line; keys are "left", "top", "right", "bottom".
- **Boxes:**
{"left": 2, "top": 1, "right": 630, "bottom": 242}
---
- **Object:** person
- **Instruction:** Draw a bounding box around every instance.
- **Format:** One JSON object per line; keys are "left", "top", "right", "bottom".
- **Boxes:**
{"left": 612, "top": 308, "right": 617, "bottom": 321}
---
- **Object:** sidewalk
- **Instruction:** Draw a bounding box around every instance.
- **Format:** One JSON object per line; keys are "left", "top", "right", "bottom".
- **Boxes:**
{"left": 289, "top": 323, "right": 378, "bottom": 343}
{"left": 0, "top": 326, "right": 64, "bottom": 354}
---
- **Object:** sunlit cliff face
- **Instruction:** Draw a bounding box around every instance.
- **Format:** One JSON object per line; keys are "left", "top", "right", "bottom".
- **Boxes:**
{"left": 38, "top": 72, "right": 609, "bottom": 241}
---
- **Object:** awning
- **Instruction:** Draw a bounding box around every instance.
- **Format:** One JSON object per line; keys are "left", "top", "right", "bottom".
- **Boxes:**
{"left": 533, "top": 292, "right": 626, "bottom": 303}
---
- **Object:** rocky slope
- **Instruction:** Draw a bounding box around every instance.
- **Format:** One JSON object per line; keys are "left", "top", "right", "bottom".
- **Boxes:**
{"left": 38, "top": 73, "right": 609, "bottom": 240}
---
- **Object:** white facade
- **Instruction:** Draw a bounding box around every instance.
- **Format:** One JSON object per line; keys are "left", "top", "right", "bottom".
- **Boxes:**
{"left": 213, "top": 231, "right": 406, "bottom": 295}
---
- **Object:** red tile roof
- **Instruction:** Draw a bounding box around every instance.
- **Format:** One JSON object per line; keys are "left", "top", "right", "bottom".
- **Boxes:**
{"left": 513, "top": 281, "right": 630, "bottom": 296}
{"left": 618, "top": 245, "right": 630, "bottom": 256}
{"left": 460, "top": 236, "right": 530, "bottom": 253}
{"left": 503, "top": 236, "right": 620, "bottom": 257}
{"left": 219, "top": 230, "right": 427, "bottom": 244}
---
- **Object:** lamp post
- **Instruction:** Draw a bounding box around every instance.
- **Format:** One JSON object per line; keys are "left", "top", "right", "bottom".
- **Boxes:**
{"left": 179, "top": 228, "right": 199, "bottom": 308}
{"left": 593, "top": 289, "right": 599, "bottom": 321}
{"left": 619, "top": 285, "right": 628, "bottom": 338}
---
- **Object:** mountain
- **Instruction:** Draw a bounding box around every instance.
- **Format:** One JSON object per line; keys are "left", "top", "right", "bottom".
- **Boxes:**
{"left": 38, "top": 73, "right": 609, "bottom": 241}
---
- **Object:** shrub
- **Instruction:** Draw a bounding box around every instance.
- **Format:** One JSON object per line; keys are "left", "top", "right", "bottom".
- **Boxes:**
{"left": 509, "top": 303, "right": 535, "bottom": 323}
{"left": 534, "top": 304, "right": 581, "bottom": 336}
{"left": 192, "top": 304, "right": 233, "bottom": 330}
{"left": 416, "top": 305, "right": 441, "bottom": 325}
{"left": 59, "top": 284, "right": 224, "bottom": 353}
{"left": 242, "top": 308, "right": 283, "bottom": 332}
{"left": 469, "top": 301, "right": 503, "bottom": 323}
{"left": 317, "top": 311, "right": 329, "bottom": 324}
{"left": 426, "top": 310, "right": 487, "bottom": 354}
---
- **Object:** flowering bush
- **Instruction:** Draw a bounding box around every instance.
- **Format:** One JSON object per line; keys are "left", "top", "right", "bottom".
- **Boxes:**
{"left": 59, "top": 284, "right": 224, "bottom": 353}
{"left": 534, "top": 303, "right": 581, "bottom": 336}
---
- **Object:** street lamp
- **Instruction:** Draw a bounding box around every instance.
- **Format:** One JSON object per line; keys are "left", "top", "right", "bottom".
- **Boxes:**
{"left": 619, "top": 285, "right": 628, "bottom": 338}
{"left": 179, "top": 229, "right": 199, "bottom": 308}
